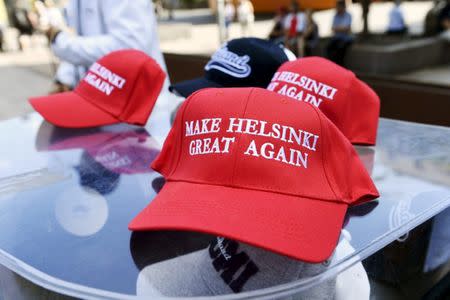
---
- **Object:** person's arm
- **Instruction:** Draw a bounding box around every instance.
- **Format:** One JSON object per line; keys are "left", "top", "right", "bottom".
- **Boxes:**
{"left": 283, "top": 14, "right": 291, "bottom": 42}
{"left": 51, "top": 0, "right": 156, "bottom": 67}
{"left": 333, "top": 25, "right": 350, "bottom": 33}
{"left": 399, "top": 8, "right": 406, "bottom": 28}
{"left": 269, "top": 17, "right": 282, "bottom": 37}
{"left": 331, "top": 15, "right": 338, "bottom": 33}
{"left": 297, "top": 13, "right": 306, "bottom": 35}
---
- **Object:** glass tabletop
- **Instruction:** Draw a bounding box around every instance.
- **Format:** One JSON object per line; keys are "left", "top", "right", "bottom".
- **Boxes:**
{"left": 0, "top": 92, "right": 448, "bottom": 299}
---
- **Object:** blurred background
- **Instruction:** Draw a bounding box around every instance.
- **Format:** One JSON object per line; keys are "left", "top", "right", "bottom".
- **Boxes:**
{"left": 0, "top": 0, "right": 448, "bottom": 123}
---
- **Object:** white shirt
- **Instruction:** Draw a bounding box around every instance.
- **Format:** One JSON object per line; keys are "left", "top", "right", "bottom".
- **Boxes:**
{"left": 237, "top": 2, "right": 254, "bottom": 23}
{"left": 224, "top": 3, "right": 235, "bottom": 21}
{"left": 283, "top": 12, "right": 306, "bottom": 33}
{"left": 53, "top": 0, "right": 167, "bottom": 87}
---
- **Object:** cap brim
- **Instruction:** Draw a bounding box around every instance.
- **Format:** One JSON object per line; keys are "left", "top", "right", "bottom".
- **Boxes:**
{"left": 169, "top": 77, "right": 223, "bottom": 98}
{"left": 129, "top": 181, "right": 347, "bottom": 263}
{"left": 29, "top": 92, "right": 118, "bottom": 128}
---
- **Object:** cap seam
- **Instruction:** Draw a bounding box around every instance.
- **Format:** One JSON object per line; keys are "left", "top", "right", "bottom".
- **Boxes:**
{"left": 230, "top": 88, "right": 254, "bottom": 185}
{"left": 342, "top": 71, "right": 356, "bottom": 140}
{"left": 314, "top": 107, "right": 340, "bottom": 201}
{"left": 139, "top": 67, "right": 166, "bottom": 123}
{"left": 165, "top": 178, "right": 347, "bottom": 205}
{"left": 169, "top": 93, "right": 197, "bottom": 177}
{"left": 118, "top": 59, "right": 147, "bottom": 121}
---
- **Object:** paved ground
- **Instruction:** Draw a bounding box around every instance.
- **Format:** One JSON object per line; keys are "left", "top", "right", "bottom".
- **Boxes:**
{"left": 0, "top": 49, "right": 54, "bottom": 121}
{"left": 0, "top": 1, "right": 442, "bottom": 123}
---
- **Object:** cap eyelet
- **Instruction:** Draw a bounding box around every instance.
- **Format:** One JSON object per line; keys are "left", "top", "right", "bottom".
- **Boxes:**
{"left": 322, "top": 259, "right": 331, "bottom": 267}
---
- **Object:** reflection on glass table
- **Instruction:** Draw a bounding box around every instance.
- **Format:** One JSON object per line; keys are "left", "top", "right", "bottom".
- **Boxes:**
{"left": 0, "top": 111, "right": 448, "bottom": 299}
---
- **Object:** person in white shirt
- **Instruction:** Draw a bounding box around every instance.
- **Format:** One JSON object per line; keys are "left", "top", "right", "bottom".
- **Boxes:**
{"left": 224, "top": 0, "right": 235, "bottom": 40}
{"left": 34, "top": 0, "right": 65, "bottom": 30}
{"left": 283, "top": 1, "right": 306, "bottom": 57}
{"left": 387, "top": 0, "right": 408, "bottom": 35}
{"left": 237, "top": 0, "right": 254, "bottom": 37}
{"left": 46, "top": 0, "right": 167, "bottom": 93}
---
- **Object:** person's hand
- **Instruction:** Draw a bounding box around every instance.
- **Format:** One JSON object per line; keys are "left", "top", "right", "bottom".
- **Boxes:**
{"left": 49, "top": 81, "right": 72, "bottom": 94}
{"left": 443, "top": 19, "right": 450, "bottom": 31}
{"left": 45, "top": 26, "right": 62, "bottom": 44}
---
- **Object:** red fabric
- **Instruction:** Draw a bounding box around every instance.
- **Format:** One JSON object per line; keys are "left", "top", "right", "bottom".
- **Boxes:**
{"left": 129, "top": 181, "right": 347, "bottom": 263}
{"left": 129, "top": 88, "right": 379, "bottom": 262}
{"left": 267, "top": 57, "right": 380, "bottom": 145}
{"left": 29, "top": 92, "right": 117, "bottom": 128}
{"left": 29, "top": 49, "right": 166, "bottom": 128}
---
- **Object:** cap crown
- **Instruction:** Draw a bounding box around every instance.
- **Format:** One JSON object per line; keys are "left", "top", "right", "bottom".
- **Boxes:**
{"left": 75, "top": 49, "right": 166, "bottom": 126}
{"left": 153, "top": 88, "right": 378, "bottom": 205}
{"left": 267, "top": 57, "right": 380, "bottom": 145}
{"left": 205, "top": 38, "right": 289, "bottom": 88}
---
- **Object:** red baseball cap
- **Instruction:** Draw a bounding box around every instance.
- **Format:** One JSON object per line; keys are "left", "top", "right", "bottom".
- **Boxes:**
{"left": 129, "top": 88, "right": 379, "bottom": 263}
{"left": 267, "top": 57, "right": 380, "bottom": 145}
{"left": 29, "top": 49, "right": 166, "bottom": 128}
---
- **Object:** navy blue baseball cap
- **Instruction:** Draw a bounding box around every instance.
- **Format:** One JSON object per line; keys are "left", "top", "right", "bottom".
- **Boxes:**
{"left": 169, "top": 38, "right": 294, "bottom": 98}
